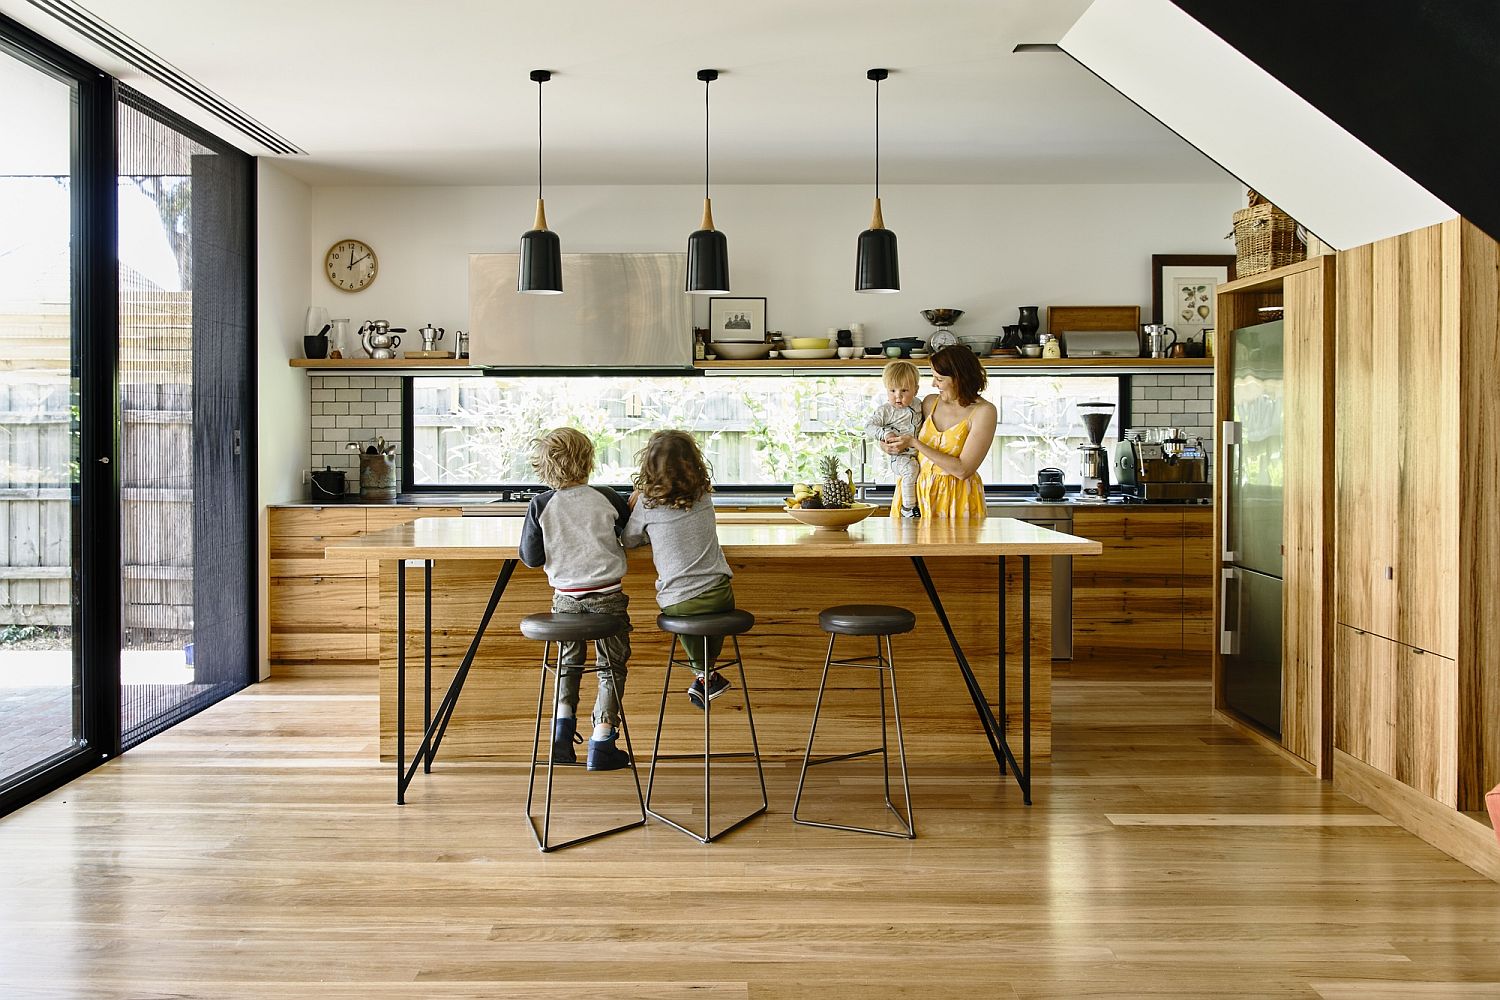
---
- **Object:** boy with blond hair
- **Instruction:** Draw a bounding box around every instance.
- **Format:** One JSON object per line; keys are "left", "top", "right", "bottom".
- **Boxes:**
{"left": 519, "top": 427, "right": 633, "bottom": 771}
{"left": 864, "top": 360, "right": 925, "bottom": 518}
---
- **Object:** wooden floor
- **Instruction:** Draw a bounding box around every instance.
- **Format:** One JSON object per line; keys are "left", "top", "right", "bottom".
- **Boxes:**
{"left": 3, "top": 661, "right": 1499, "bottom": 999}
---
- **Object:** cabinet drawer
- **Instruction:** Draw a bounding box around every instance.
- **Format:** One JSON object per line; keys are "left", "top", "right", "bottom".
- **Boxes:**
{"left": 269, "top": 557, "right": 367, "bottom": 580}
{"left": 269, "top": 630, "right": 370, "bottom": 662}
{"left": 366, "top": 506, "right": 461, "bottom": 531}
{"left": 269, "top": 507, "right": 368, "bottom": 537}
{"left": 268, "top": 574, "right": 370, "bottom": 630}
{"left": 1071, "top": 510, "right": 1182, "bottom": 540}
{"left": 1334, "top": 624, "right": 1457, "bottom": 806}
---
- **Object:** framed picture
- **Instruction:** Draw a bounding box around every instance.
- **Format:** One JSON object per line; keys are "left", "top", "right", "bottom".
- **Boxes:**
{"left": 1151, "top": 254, "right": 1236, "bottom": 345}
{"left": 708, "top": 297, "right": 767, "bottom": 343}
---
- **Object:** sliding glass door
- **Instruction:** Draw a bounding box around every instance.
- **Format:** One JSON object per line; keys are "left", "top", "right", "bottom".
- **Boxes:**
{"left": 0, "top": 32, "right": 109, "bottom": 798}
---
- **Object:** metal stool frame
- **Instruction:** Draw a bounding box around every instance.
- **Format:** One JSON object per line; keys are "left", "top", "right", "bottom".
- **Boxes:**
{"left": 644, "top": 632, "right": 769, "bottom": 843}
{"left": 523, "top": 631, "right": 647, "bottom": 853}
{"left": 793, "top": 629, "right": 915, "bottom": 839}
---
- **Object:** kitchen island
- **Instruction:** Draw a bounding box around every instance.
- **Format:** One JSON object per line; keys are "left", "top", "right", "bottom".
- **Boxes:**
{"left": 325, "top": 516, "right": 1100, "bottom": 801}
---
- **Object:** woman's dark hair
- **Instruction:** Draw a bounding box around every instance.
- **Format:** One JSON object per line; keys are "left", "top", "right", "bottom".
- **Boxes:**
{"left": 929, "top": 346, "right": 988, "bottom": 406}
{"left": 633, "top": 429, "right": 713, "bottom": 510}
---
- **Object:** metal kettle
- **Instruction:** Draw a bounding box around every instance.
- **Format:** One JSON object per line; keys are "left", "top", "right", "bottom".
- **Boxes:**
{"left": 360, "top": 320, "right": 406, "bottom": 359}
{"left": 416, "top": 322, "right": 445, "bottom": 352}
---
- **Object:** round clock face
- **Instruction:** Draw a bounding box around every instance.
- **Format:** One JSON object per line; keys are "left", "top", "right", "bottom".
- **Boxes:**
{"left": 325, "top": 239, "right": 377, "bottom": 292}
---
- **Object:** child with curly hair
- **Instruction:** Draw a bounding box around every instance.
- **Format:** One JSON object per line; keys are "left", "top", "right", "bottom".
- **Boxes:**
{"left": 622, "top": 429, "right": 736, "bottom": 709}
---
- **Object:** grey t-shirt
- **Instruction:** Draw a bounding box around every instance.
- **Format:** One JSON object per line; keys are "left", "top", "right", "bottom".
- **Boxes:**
{"left": 518, "top": 485, "right": 630, "bottom": 594}
{"left": 622, "top": 491, "right": 731, "bottom": 607}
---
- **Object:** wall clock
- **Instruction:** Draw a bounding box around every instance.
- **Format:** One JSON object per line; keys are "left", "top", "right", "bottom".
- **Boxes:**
{"left": 325, "top": 239, "right": 378, "bottom": 292}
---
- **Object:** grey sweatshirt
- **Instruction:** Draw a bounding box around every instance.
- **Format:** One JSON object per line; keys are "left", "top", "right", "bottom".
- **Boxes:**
{"left": 519, "top": 485, "right": 631, "bottom": 594}
{"left": 622, "top": 492, "right": 732, "bottom": 607}
{"left": 864, "top": 399, "right": 924, "bottom": 456}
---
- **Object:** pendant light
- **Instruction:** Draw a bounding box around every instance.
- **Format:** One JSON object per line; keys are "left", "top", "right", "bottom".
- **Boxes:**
{"left": 686, "top": 68, "right": 730, "bottom": 294}
{"left": 519, "top": 69, "right": 562, "bottom": 294}
{"left": 856, "top": 68, "right": 899, "bottom": 293}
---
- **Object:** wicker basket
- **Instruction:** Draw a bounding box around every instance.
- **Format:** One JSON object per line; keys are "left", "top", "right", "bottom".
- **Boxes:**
{"left": 1232, "top": 201, "right": 1305, "bottom": 276}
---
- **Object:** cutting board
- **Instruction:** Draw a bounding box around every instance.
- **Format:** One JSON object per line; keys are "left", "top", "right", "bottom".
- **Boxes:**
{"left": 402, "top": 350, "right": 456, "bottom": 359}
{"left": 1045, "top": 305, "right": 1140, "bottom": 335}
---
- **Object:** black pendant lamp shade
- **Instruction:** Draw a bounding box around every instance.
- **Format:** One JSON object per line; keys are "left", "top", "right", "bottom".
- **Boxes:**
{"left": 856, "top": 68, "right": 899, "bottom": 293}
{"left": 519, "top": 69, "right": 562, "bottom": 294}
{"left": 686, "top": 69, "right": 730, "bottom": 294}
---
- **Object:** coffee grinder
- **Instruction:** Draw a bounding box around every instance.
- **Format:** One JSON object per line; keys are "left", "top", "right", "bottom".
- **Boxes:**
{"left": 1077, "top": 401, "right": 1115, "bottom": 502}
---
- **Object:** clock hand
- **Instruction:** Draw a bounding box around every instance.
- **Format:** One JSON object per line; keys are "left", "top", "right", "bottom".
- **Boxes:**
{"left": 349, "top": 253, "right": 369, "bottom": 269}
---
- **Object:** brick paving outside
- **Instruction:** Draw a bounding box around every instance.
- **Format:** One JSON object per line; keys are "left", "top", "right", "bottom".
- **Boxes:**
{"left": 0, "top": 685, "right": 77, "bottom": 782}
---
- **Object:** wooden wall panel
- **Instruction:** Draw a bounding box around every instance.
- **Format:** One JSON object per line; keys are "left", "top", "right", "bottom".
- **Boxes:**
{"left": 376, "top": 551, "right": 1052, "bottom": 763}
{"left": 1456, "top": 218, "right": 1500, "bottom": 807}
{"left": 1281, "top": 263, "right": 1335, "bottom": 774}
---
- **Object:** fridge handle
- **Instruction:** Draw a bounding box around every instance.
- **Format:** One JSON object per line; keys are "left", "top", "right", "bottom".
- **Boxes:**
{"left": 1219, "top": 567, "right": 1241, "bottom": 655}
{"left": 1220, "top": 420, "right": 1241, "bottom": 563}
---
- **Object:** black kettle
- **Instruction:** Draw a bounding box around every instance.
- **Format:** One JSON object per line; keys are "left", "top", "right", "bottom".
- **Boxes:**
{"left": 1035, "top": 467, "right": 1066, "bottom": 501}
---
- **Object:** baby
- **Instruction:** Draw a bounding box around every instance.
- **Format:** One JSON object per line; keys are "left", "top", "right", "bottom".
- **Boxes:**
{"left": 865, "top": 360, "right": 924, "bottom": 518}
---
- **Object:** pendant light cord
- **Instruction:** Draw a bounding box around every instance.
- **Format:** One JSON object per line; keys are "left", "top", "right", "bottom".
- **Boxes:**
{"left": 536, "top": 77, "right": 544, "bottom": 202}
{"left": 874, "top": 74, "right": 881, "bottom": 199}
{"left": 704, "top": 76, "right": 711, "bottom": 200}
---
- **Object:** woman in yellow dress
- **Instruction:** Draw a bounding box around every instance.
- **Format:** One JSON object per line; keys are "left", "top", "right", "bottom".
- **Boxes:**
{"left": 883, "top": 346, "right": 997, "bottom": 519}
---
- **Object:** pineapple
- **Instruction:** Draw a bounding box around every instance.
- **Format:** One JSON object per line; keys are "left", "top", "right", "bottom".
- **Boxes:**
{"left": 820, "top": 454, "right": 853, "bottom": 509}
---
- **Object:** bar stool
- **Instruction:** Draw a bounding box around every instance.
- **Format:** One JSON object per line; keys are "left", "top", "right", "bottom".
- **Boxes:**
{"left": 645, "top": 609, "right": 768, "bottom": 843}
{"left": 793, "top": 604, "right": 916, "bottom": 839}
{"left": 520, "top": 612, "right": 646, "bottom": 852}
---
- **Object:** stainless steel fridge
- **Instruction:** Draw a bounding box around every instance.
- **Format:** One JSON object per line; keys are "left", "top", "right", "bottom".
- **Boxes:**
{"left": 1220, "top": 319, "right": 1284, "bottom": 737}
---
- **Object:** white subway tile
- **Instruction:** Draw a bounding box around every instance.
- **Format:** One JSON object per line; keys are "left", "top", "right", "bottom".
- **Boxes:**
{"left": 1171, "top": 387, "right": 1198, "bottom": 399}
{"left": 1144, "top": 387, "right": 1171, "bottom": 400}
{"left": 1133, "top": 400, "right": 1159, "bottom": 414}
{"left": 348, "top": 376, "right": 375, "bottom": 389}
{"left": 1154, "top": 374, "right": 1184, "bottom": 387}
{"left": 349, "top": 402, "right": 376, "bottom": 415}
{"left": 334, "top": 389, "right": 361, "bottom": 402}
{"left": 376, "top": 401, "right": 401, "bottom": 415}
{"left": 335, "top": 414, "right": 366, "bottom": 428}
{"left": 1158, "top": 399, "right": 1187, "bottom": 414}
{"left": 322, "top": 402, "right": 349, "bottom": 416}
{"left": 361, "top": 388, "right": 388, "bottom": 402}
{"left": 310, "top": 415, "right": 335, "bottom": 428}
{"left": 387, "top": 388, "right": 403, "bottom": 402}
{"left": 320, "top": 376, "right": 349, "bottom": 389}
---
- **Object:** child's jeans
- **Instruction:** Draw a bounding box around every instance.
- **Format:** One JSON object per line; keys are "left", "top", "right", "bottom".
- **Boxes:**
{"left": 659, "top": 575, "right": 735, "bottom": 675}
{"left": 550, "top": 589, "right": 631, "bottom": 727}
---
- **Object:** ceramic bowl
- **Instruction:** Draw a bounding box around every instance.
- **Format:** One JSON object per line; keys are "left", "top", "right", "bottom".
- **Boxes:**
{"left": 709, "top": 342, "right": 770, "bottom": 360}
{"left": 784, "top": 502, "right": 877, "bottom": 531}
{"left": 837, "top": 347, "right": 858, "bottom": 359}
{"left": 787, "top": 337, "right": 831, "bottom": 350}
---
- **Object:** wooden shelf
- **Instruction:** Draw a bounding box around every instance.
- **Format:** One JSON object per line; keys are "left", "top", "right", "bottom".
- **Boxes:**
{"left": 289, "top": 358, "right": 469, "bottom": 369}
{"left": 696, "top": 357, "right": 1215, "bottom": 372}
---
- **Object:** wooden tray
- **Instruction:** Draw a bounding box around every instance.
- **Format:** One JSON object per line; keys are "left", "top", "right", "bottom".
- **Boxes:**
{"left": 402, "top": 350, "right": 455, "bottom": 359}
{"left": 1045, "top": 305, "right": 1140, "bottom": 335}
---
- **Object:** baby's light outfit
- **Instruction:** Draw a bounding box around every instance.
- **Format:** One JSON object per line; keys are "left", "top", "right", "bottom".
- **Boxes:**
{"left": 865, "top": 400, "right": 924, "bottom": 514}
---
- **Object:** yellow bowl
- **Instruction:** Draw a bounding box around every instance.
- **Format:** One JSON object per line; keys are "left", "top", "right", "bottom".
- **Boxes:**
{"left": 786, "top": 337, "right": 831, "bottom": 350}
{"left": 783, "top": 502, "right": 877, "bottom": 531}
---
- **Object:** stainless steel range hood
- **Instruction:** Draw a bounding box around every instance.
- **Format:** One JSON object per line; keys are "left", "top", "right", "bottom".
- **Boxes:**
{"left": 469, "top": 252, "right": 693, "bottom": 369}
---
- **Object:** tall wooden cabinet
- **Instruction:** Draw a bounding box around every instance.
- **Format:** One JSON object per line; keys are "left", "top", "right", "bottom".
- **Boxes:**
{"left": 1333, "top": 218, "right": 1500, "bottom": 812}
{"left": 1212, "top": 256, "right": 1336, "bottom": 775}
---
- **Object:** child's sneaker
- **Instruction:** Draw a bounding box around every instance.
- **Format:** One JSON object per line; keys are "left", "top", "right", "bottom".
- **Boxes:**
{"left": 901, "top": 503, "right": 920, "bottom": 519}
{"left": 687, "top": 671, "right": 731, "bottom": 710}
{"left": 586, "top": 729, "right": 631, "bottom": 771}
{"left": 551, "top": 716, "right": 581, "bottom": 764}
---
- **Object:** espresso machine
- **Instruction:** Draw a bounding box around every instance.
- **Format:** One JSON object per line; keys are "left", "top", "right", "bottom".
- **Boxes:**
{"left": 1114, "top": 427, "right": 1213, "bottom": 502}
{"left": 1077, "top": 402, "right": 1115, "bottom": 502}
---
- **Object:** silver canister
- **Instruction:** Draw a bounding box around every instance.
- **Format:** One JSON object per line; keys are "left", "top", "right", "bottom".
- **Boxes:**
{"left": 358, "top": 453, "right": 397, "bottom": 501}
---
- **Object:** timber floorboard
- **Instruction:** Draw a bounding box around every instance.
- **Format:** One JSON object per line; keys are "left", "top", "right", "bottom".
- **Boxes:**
{"left": 2, "top": 664, "right": 1499, "bottom": 998}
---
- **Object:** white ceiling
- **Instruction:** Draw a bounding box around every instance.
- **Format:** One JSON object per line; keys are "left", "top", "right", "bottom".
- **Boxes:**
{"left": 1, "top": 0, "right": 1234, "bottom": 187}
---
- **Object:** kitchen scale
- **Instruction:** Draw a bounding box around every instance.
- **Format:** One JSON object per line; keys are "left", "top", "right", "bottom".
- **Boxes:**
{"left": 920, "top": 308, "right": 964, "bottom": 351}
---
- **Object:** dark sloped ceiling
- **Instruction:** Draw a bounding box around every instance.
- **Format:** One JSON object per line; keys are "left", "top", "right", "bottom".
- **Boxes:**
{"left": 1171, "top": 0, "right": 1500, "bottom": 243}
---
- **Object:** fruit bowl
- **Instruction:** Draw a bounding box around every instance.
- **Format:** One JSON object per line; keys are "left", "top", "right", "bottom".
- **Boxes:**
{"left": 783, "top": 502, "right": 877, "bottom": 531}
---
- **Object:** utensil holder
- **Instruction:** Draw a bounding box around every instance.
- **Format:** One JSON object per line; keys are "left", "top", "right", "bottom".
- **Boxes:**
{"left": 358, "top": 453, "right": 397, "bottom": 502}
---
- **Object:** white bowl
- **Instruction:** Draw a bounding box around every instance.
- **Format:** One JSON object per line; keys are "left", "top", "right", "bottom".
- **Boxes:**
{"left": 710, "top": 342, "right": 770, "bottom": 360}
{"left": 781, "top": 347, "right": 839, "bottom": 360}
{"left": 837, "top": 347, "right": 858, "bottom": 359}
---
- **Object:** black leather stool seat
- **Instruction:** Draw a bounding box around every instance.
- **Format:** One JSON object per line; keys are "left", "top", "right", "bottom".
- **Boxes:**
{"left": 519, "top": 612, "right": 628, "bottom": 643}
{"left": 818, "top": 605, "right": 917, "bottom": 636}
{"left": 655, "top": 609, "right": 755, "bottom": 637}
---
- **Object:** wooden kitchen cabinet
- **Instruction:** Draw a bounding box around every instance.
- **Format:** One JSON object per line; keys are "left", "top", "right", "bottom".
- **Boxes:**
{"left": 267, "top": 505, "right": 460, "bottom": 674}
{"left": 1334, "top": 624, "right": 1458, "bottom": 806}
{"left": 1070, "top": 508, "right": 1212, "bottom": 668}
{"left": 1332, "top": 218, "right": 1500, "bottom": 812}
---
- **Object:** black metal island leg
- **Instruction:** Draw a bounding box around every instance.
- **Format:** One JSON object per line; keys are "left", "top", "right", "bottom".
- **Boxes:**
{"left": 910, "top": 554, "right": 1034, "bottom": 805}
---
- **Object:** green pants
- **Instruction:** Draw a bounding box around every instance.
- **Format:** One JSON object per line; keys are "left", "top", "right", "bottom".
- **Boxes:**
{"left": 660, "top": 576, "right": 735, "bottom": 674}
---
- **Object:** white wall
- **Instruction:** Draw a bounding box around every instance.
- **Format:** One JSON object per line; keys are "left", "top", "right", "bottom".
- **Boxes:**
{"left": 256, "top": 161, "right": 312, "bottom": 681}
{"left": 308, "top": 182, "right": 1243, "bottom": 345}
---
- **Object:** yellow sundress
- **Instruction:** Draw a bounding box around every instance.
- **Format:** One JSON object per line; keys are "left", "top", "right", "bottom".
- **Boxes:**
{"left": 891, "top": 413, "right": 987, "bottom": 519}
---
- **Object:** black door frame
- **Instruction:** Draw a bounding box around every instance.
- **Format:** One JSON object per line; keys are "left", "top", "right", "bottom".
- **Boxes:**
{"left": 0, "top": 13, "right": 121, "bottom": 814}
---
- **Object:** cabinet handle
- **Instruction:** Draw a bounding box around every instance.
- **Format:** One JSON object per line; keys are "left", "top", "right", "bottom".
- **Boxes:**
{"left": 1219, "top": 567, "right": 1241, "bottom": 655}
{"left": 1220, "top": 420, "right": 1241, "bottom": 563}
{"left": 312, "top": 576, "right": 323, "bottom": 584}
